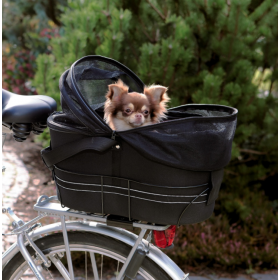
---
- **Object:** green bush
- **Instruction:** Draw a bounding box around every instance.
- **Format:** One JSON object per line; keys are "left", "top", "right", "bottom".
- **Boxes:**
{"left": 2, "top": 0, "right": 67, "bottom": 95}
{"left": 32, "top": 0, "right": 278, "bottom": 270}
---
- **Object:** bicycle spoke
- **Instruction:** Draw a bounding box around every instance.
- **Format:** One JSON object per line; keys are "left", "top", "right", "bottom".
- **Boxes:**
{"left": 101, "top": 254, "right": 103, "bottom": 280}
{"left": 85, "top": 251, "right": 87, "bottom": 280}
{"left": 90, "top": 252, "right": 100, "bottom": 280}
{"left": 117, "top": 260, "right": 120, "bottom": 275}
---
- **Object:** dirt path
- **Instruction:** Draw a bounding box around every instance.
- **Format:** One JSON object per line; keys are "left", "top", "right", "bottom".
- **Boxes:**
{"left": 2, "top": 134, "right": 56, "bottom": 250}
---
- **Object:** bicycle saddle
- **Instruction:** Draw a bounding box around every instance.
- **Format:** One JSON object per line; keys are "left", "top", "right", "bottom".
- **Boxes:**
{"left": 2, "top": 89, "right": 57, "bottom": 123}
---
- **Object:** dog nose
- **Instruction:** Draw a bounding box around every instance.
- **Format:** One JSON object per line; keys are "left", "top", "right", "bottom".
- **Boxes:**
{"left": 135, "top": 114, "right": 142, "bottom": 119}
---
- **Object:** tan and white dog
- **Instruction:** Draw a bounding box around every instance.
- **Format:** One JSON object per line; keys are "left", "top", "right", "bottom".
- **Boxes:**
{"left": 104, "top": 79, "right": 169, "bottom": 131}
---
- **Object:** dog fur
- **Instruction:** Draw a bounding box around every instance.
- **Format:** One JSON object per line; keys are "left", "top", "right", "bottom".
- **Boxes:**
{"left": 104, "top": 79, "right": 169, "bottom": 131}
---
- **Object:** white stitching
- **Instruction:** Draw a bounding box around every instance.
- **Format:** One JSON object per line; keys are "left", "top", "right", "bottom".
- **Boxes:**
{"left": 56, "top": 183, "right": 207, "bottom": 204}
{"left": 55, "top": 176, "right": 208, "bottom": 198}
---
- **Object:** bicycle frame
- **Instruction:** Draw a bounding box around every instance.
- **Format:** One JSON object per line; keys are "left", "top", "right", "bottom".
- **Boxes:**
{"left": 2, "top": 195, "right": 189, "bottom": 280}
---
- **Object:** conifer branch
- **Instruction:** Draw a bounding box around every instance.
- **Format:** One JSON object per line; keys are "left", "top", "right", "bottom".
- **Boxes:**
{"left": 168, "top": 70, "right": 176, "bottom": 88}
{"left": 96, "top": 34, "right": 101, "bottom": 46}
{"left": 43, "top": 60, "right": 47, "bottom": 94}
{"left": 254, "top": 6, "right": 273, "bottom": 25}
{"left": 59, "top": 42, "right": 63, "bottom": 58}
{"left": 257, "top": 67, "right": 266, "bottom": 88}
{"left": 102, "top": 11, "right": 112, "bottom": 24}
{"left": 239, "top": 148, "right": 267, "bottom": 155}
{"left": 246, "top": 95, "right": 255, "bottom": 106}
{"left": 110, "top": 38, "right": 115, "bottom": 58}
{"left": 75, "top": 41, "right": 79, "bottom": 60}
{"left": 226, "top": 0, "right": 231, "bottom": 17}
{"left": 129, "top": 44, "right": 140, "bottom": 63}
{"left": 162, "top": 46, "right": 172, "bottom": 81}
{"left": 258, "top": 170, "right": 277, "bottom": 181}
{"left": 268, "top": 80, "right": 274, "bottom": 96}
{"left": 224, "top": 169, "right": 238, "bottom": 176}
{"left": 228, "top": 5, "right": 240, "bottom": 60}
{"left": 268, "top": 107, "right": 277, "bottom": 122}
{"left": 232, "top": 156, "right": 257, "bottom": 165}
{"left": 138, "top": 17, "right": 154, "bottom": 43}
{"left": 146, "top": 0, "right": 166, "bottom": 21}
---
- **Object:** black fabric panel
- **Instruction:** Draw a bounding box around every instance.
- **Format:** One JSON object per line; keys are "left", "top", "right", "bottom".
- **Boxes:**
{"left": 54, "top": 167, "right": 210, "bottom": 195}
{"left": 74, "top": 65, "right": 126, "bottom": 81}
{"left": 208, "top": 169, "right": 224, "bottom": 205}
{"left": 119, "top": 116, "right": 237, "bottom": 171}
{"left": 54, "top": 169, "right": 214, "bottom": 225}
{"left": 118, "top": 139, "right": 211, "bottom": 186}
{"left": 53, "top": 164, "right": 214, "bottom": 225}
{"left": 56, "top": 150, "right": 113, "bottom": 176}
{"left": 41, "top": 136, "right": 116, "bottom": 168}
{"left": 130, "top": 198, "right": 215, "bottom": 225}
{"left": 50, "top": 130, "right": 212, "bottom": 187}
{"left": 57, "top": 184, "right": 102, "bottom": 213}
{"left": 54, "top": 176, "right": 208, "bottom": 203}
{"left": 49, "top": 127, "right": 87, "bottom": 148}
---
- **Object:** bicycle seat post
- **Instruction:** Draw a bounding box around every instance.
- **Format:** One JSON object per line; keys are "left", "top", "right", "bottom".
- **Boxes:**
{"left": 2, "top": 124, "right": 12, "bottom": 173}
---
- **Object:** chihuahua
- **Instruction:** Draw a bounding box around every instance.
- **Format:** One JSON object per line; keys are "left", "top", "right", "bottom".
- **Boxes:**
{"left": 104, "top": 79, "right": 169, "bottom": 131}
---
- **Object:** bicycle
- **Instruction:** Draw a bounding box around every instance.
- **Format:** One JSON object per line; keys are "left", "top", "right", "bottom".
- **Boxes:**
{"left": 2, "top": 55, "right": 237, "bottom": 280}
{"left": 2, "top": 89, "right": 188, "bottom": 280}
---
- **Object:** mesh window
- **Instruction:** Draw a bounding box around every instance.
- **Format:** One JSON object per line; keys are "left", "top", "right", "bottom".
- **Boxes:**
{"left": 60, "top": 56, "right": 144, "bottom": 135}
{"left": 69, "top": 57, "right": 143, "bottom": 111}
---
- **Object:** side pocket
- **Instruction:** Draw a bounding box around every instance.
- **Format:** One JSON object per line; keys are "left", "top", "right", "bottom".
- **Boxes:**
{"left": 207, "top": 169, "right": 224, "bottom": 205}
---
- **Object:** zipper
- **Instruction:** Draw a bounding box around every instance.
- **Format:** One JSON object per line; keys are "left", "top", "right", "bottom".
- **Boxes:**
{"left": 111, "top": 130, "right": 117, "bottom": 140}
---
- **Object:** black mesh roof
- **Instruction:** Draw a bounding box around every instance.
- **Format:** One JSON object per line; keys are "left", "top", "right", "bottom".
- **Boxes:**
{"left": 59, "top": 55, "right": 144, "bottom": 135}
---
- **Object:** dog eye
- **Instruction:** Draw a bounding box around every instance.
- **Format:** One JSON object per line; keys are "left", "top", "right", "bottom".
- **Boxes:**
{"left": 143, "top": 110, "right": 149, "bottom": 115}
{"left": 125, "top": 109, "right": 131, "bottom": 113}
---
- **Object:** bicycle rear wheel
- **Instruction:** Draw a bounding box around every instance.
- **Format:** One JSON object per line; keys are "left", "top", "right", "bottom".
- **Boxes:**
{"left": 3, "top": 231, "right": 172, "bottom": 280}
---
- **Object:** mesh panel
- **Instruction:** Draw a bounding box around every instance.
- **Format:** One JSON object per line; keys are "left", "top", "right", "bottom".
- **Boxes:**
{"left": 119, "top": 105, "right": 237, "bottom": 171}
{"left": 60, "top": 56, "right": 144, "bottom": 135}
{"left": 71, "top": 58, "right": 143, "bottom": 111}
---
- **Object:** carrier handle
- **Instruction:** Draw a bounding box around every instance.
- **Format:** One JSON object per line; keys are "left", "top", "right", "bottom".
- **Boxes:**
{"left": 41, "top": 137, "right": 117, "bottom": 169}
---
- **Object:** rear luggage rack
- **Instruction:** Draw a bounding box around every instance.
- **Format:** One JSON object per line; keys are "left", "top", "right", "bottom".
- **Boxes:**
{"left": 34, "top": 195, "right": 170, "bottom": 231}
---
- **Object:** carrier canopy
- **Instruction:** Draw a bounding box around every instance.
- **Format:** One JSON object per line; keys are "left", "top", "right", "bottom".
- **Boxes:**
{"left": 59, "top": 56, "right": 145, "bottom": 135}
{"left": 58, "top": 55, "right": 238, "bottom": 171}
{"left": 120, "top": 105, "right": 237, "bottom": 171}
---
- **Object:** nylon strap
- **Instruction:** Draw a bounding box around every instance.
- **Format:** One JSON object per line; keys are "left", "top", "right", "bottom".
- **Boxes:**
{"left": 41, "top": 137, "right": 116, "bottom": 169}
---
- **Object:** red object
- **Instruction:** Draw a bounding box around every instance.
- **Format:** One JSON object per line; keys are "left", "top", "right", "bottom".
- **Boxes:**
{"left": 153, "top": 225, "right": 177, "bottom": 248}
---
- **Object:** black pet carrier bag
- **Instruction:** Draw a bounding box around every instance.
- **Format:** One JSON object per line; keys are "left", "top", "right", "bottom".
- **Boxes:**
{"left": 41, "top": 55, "right": 238, "bottom": 226}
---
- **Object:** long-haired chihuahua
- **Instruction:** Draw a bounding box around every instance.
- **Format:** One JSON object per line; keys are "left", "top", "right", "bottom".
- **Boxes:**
{"left": 104, "top": 79, "right": 169, "bottom": 131}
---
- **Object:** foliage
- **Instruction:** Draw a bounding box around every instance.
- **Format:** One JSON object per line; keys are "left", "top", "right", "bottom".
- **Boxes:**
{"left": 2, "top": 0, "right": 66, "bottom": 53}
{"left": 3, "top": 47, "right": 37, "bottom": 95}
{"left": 31, "top": 0, "right": 277, "bottom": 269}
{"left": 2, "top": 0, "right": 67, "bottom": 95}
{"left": 170, "top": 187, "right": 278, "bottom": 270}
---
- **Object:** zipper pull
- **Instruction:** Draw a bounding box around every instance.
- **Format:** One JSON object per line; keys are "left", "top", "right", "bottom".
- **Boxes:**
{"left": 111, "top": 130, "right": 116, "bottom": 140}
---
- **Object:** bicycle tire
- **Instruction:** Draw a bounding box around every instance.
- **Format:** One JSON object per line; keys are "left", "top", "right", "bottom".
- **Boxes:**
{"left": 3, "top": 231, "right": 172, "bottom": 280}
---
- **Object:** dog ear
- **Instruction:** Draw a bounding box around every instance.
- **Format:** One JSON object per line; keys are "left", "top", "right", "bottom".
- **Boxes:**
{"left": 107, "top": 79, "right": 128, "bottom": 100}
{"left": 144, "top": 85, "right": 169, "bottom": 104}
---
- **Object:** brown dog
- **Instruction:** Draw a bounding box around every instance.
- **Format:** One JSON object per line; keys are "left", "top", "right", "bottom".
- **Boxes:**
{"left": 104, "top": 79, "right": 169, "bottom": 131}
